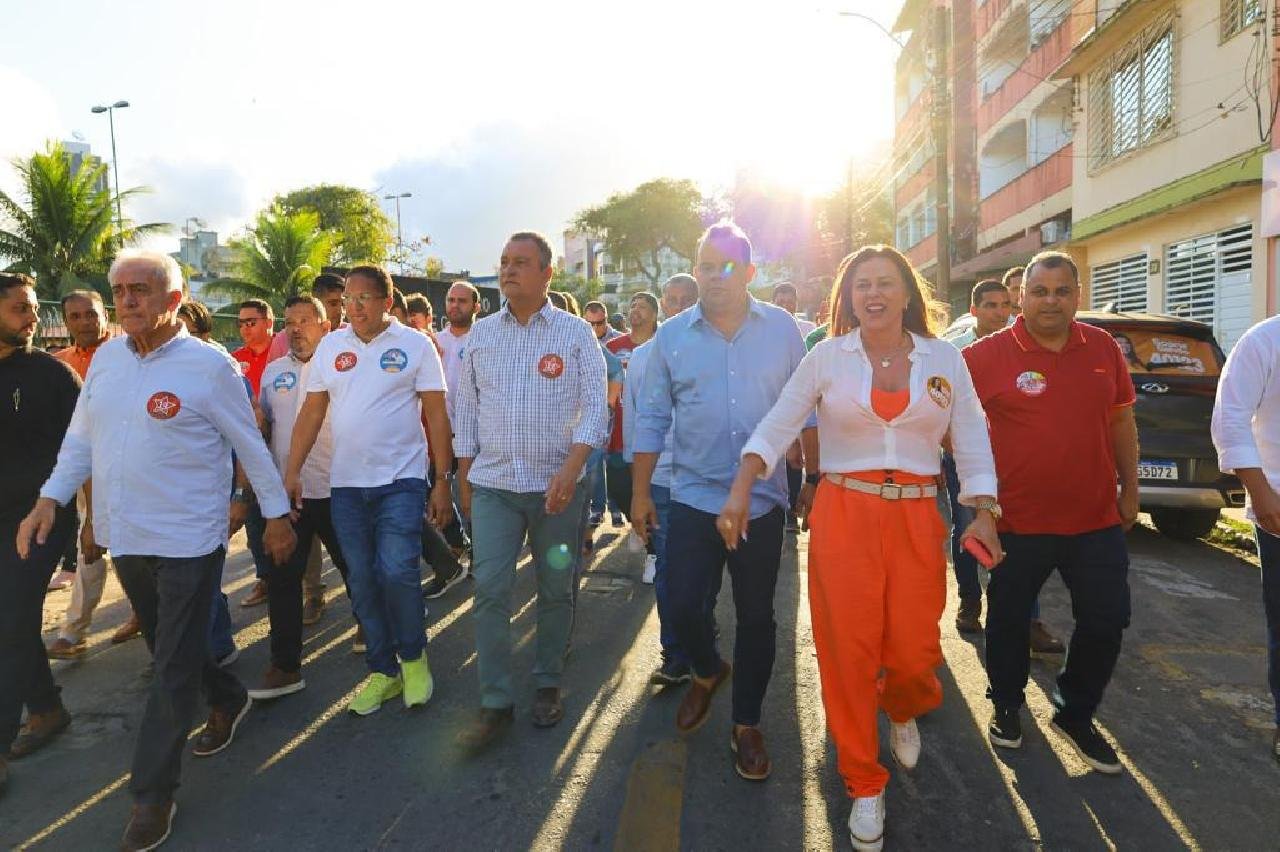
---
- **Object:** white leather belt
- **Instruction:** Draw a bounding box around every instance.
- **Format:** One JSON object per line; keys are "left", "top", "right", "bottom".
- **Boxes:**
{"left": 825, "top": 473, "right": 937, "bottom": 500}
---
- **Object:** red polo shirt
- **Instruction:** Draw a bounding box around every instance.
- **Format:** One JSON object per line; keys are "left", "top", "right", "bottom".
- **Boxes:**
{"left": 231, "top": 344, "right": 272, "bottom": 398}
{"left": 605, "top": 333, "right": 636, "bottom": 453}
{"left": 963, "top": 316, "right": 1135, "bottom": 535}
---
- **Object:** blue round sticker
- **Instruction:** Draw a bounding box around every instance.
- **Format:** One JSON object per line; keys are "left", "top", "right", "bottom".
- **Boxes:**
{"left": 380, "top": 348, "right": 409, "bottom": 373}
{"left": 273, "top": 371, "right": 297, "bottom": 392}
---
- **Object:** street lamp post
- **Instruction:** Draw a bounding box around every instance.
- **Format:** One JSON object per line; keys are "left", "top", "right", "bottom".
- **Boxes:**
{"left": 383, "top": 192, "right": 412, "bottom": 270}
{"left": 90, "top": 100, "right": 130, "bottom": 241}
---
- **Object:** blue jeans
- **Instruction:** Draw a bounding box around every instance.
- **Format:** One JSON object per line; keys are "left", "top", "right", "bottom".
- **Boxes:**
{"left": 1253, "top": 526, "right": 1280, "bottom": 724}
{"left": 471, "top": 485, "right": 585, "bottom": 709}
{"left": 330, "top": 478, "right": 428, "bottom": 676}
{"left": 667, "top": 502, "right": 784, "bottom": 726}
{"left": 650, "top": 485, "right": 682, "bottom": 662}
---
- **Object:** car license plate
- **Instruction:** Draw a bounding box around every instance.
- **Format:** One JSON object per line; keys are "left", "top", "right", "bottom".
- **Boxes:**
{"left": 1138, "top": 460, "right": 1178, "bottom": 480}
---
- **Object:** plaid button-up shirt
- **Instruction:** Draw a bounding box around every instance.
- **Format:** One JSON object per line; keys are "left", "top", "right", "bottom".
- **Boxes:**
{"left": 452, "top": 300, "right": 609, "bottom": 494}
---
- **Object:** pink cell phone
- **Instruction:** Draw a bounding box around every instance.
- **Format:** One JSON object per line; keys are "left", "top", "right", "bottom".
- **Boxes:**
{"left": 962, "top": 535, "right": 996, "bottom": 569}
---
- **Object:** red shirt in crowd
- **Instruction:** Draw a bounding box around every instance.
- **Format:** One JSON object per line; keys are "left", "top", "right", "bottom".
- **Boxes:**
{"left": 963, "top": 316, "right": 1136, "bottom": 536}
{"left": 605, "top": 333, "right": 636, "bottom": 453}
{"left": 231, "top": 344, "right": 273, "bottom": 398}
{"left": 55, "top": 334, "right": 111, "bottom": 380}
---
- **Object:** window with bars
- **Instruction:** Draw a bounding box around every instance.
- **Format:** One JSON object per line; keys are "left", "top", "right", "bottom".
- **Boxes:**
{"left": 1222, "top": 0, "right": 1264, "bottom": 42}
{"left": 1090, "top": 253, "right": 1149, "bottom": 311}
{"left": 1164, "top": 224, "right": 1253, "bottom": 328}
{"left": 1087, "top": 12, "right": 1175, "bottom": 171}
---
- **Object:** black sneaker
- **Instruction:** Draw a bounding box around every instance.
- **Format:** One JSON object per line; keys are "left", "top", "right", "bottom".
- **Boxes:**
{"left": 423, "top": 563, "right": 470, "bottom": 599}
{"left": 1050, "top": 715, "right": 1122, "bottom": 774}
{"left": 988, "top": 706, "right": 1022, "bottom": 749}
{"left": 649, "top": 658, "right": 692, "bottom": 687}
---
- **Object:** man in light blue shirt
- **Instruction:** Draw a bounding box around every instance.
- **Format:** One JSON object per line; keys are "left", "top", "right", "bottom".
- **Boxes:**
{"left": 632, "top": 222, "right": 809, "bottom": 781}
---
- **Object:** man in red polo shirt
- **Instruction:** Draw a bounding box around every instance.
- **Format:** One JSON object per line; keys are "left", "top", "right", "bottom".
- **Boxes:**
{"left": 233, "top": 299, "right": 274, "bottom": 398}
{"left": 963, "top": 250, "right": 1138, "bottom": 776}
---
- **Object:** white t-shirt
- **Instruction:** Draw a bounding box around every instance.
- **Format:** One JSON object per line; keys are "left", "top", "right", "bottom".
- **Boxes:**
{"left": 306, "top": 319, "right": 447, "bottom": 488}
{"left": 436, "top": 325, "right": 471, "bottom": 419}
{"left": 260, "top": 354, "right": 335, "bottom": 499}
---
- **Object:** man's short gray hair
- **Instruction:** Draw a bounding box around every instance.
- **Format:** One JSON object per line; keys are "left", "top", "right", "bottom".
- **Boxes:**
{"left": 108, "top": 249, "right": 185, "bottom": 294}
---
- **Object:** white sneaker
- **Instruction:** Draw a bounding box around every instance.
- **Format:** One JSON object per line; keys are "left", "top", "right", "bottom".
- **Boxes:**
{"left": 889, "top": 718, "right": 920, "bottom": 770}
{"left": 848, "top": 792, "right": 885, "bottom": 851}
{"left": 641, "top": 554, "right": 657, "bottom": 584}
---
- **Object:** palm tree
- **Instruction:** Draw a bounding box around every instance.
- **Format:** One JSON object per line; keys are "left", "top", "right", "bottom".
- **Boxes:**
{"left": 0, "top": 141, "right": 167, "bottom": 300}
{"left": 204, "top": 208, "right": 333, "bottom": 309}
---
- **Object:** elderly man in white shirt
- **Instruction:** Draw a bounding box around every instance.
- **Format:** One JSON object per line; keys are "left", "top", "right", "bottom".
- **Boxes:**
{"left": 18, "top": 250, "right": 296, "bottom": 852}
{"left": 1211, "top": 314, "right": 1280, "bottom": 764}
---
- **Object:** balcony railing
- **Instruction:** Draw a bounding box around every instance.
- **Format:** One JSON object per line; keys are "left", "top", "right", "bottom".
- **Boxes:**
{"left": 977, "top": 23, "right": 1072, "bottom": 137}
{"left": 904, "top": 233, "right": 939, "bottom": 271}
{"left": 979, "top": 144, "right": 1073, "bottom": 232}
{"left": 895, "top": 162, "right": 935, "bottom": 211}
{"left": 976, "top": 0, "right": 1017, "bottom": 43}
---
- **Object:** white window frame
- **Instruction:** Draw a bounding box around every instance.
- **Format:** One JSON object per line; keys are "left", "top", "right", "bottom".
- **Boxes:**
{"left": 1163, "top": 223, "right": 1253, "bottom": 329}
{"left": 1086, "top": 10, "right": 1175, "bottom": 172}
{"left": 1090, "top": 252, "right": 1148, "bottom": 312}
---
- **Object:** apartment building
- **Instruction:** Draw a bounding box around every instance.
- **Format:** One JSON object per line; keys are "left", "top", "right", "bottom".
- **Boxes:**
{"left": 1059, "top": 0, "right": 1269, "bottom": 350}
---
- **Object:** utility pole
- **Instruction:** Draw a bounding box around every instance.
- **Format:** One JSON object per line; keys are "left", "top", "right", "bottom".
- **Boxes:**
{"left": 931, "top": 4, "right": 951, "bottom": 299}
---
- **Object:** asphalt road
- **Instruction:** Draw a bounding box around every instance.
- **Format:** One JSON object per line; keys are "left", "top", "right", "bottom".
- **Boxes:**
{"left": 2, "top": 517, "right": 1276, "bottom": 851}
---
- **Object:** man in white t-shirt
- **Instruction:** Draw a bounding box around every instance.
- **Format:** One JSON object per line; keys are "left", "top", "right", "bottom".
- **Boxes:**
{"left": 437, "top": 281, "right": 480, "bottom": 417}
{"left": 285, "top": 265, "right": 454, "bottom": 717}
{"left": 248, "top": 295, "right": 353, "bottom": 701}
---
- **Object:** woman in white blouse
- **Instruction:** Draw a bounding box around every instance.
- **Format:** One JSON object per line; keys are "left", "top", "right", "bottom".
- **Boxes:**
{"left": 717, "top": 246, "right": 1001, "bottom": 852}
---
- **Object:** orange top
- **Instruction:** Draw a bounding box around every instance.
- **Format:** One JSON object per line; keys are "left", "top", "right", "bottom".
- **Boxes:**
{"left": 843, "top": 387, "right": 934, "bottom": 487}
{"left": 54, "top": 337, "right": 109, "bottom": 380}
{"left": 870, "top": 386, "right": 910, "bottom": 421}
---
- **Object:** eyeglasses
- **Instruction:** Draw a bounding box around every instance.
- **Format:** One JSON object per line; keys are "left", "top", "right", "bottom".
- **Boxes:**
{"left": 341, "top": 293, "right": 384, "bottom": 308}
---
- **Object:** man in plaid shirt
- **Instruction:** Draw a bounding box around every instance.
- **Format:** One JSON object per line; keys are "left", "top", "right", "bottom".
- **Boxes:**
{"left": 452, "top": 231, "right": 609, "bottom": 748}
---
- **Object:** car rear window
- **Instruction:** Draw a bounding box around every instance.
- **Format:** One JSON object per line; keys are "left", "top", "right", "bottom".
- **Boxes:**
{"left": 1107, "top": 329, "right": 1221, "bottom": 377}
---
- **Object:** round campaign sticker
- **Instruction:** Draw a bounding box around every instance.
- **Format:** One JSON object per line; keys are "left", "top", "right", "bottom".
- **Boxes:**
{"left": 146, "top": 391, "right": 182, "bottom": 420}
{"left": 379, "top": 348, "right": 409, "bottom": 373}
{"left": 334, "top": 351, "right": 358, "bottom": 373}
{"left": 1016, "top": 370, "right": 1047, "bottom": 397}
{"left": 926, "top": 376, "right": 952, "bottom": 409}
{"left": 538, "top": 353, "right": 565, "bottom": 379}
{"left": 273, "top": 371, "right": 297, "bottom": 392}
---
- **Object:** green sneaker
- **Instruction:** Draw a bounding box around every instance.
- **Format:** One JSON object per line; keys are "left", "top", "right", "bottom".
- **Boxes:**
{"left": 348, "top": 672, "right": 403, "bottom": 716}
{"left": 401, "top": 653, "right": 434, "bottom": 709}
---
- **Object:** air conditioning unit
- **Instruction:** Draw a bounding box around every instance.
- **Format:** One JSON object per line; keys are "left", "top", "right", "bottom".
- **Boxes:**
{"left": 1040, "top": 220, "right": 1066, "bottom": 245}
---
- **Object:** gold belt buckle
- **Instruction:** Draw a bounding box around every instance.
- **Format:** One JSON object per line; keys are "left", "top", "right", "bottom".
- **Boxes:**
{"left": 880, "top": 483, "right": 903, "bottom": 500}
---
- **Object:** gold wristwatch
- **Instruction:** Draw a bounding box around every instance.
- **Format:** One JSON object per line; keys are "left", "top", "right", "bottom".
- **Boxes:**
{"left": 975, "top": 497, "right": 1002, "bottom": 520}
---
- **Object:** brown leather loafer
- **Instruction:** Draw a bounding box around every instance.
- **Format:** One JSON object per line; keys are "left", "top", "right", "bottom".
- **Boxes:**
{"left": 458, "top": 706, "right": 515, "bottom": 751}
{"left": 47, "top": 637, "right": 87, "bottom": 660}
{"left": 121, "top": 800, "right": 176, "bottom": 851}
{"left": 675, "top": 660, "right": 731, "bottom": 734}
{"left": 9, "top": 705, "right": 70, "bottom": 758}
{"left": 731, "top": 725, "right": 771, "bottom": 781}
{"left": 531, "top": 688, "right": 564, "bottom": 728}
{"left": 191, "top": 694, "right": 251, "bottom": 757}
{"left": 240, "top": 580, "right": 269, "bottom": 608}
{"left": 955, "top": 597, "right": 982, "bottom": 634}
{"left": 111, "top": 613, "right": 142, "bottom": 645}
{"left": 301, "top": 596, "right": 325, "bottom": 626}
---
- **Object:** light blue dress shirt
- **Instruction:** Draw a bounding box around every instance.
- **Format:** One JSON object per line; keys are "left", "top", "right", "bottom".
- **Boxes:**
{"left": 634, "top": 298, "right": 808, "bottom": 519}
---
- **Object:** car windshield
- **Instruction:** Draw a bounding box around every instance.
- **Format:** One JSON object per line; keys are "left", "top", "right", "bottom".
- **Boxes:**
{"left": 1106, "top": 328, "right": 1221, "bottom": 377}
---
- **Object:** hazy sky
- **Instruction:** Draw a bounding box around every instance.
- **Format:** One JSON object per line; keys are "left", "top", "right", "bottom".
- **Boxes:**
{"left": 1, "top": 0, "right": 898, "bottom": 272}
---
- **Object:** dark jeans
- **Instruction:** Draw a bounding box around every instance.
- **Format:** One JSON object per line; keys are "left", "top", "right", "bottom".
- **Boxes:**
{"left": 985, "top": 526, "right": 1131, "bottom": 723}
{"left": 0, "top": 509, "right": 75, "bottom": 750}
{"left": 114, "top": 548, "right": 247, "bottom": 803}
{"left": 786, "top": 463, "right": 802, "bottom": 513}
{"left": 267, "top": 498, "right": 351, "bottom": 673}
{"left": 422, "top": 515, "right": 463, "bottom": 580}
{"left": 245, "top": 501, "right": 271, "bottom": 580}
{"left": 330, "top": 478, "right": 428, "bottom": 676}
{"left": 58, "top": 501, "right": 79, "bottom": 573}
{"left": 1253, "top": 526, "right": 1280, "bottom": 724}
{"left": 667, "top": 502, "right": 785, "bottom": 727}
{"left": 605, "top": 452, "right": 632, "bottom": 523}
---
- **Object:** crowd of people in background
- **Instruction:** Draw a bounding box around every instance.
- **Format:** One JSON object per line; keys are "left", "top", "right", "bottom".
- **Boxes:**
{"left": 1, "top": 217, "right": 1277, "bottom": 852}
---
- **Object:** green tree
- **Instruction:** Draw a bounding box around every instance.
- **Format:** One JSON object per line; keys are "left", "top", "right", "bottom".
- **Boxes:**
{"left": 204, "top": 208, "right": 333, "bottom": 308}
{"left": 0, "top": 141, "right": 168, "bottom": 300}
{"left": 572, "top": 178, "right": 706, "bottom": 290}
{"left": 273, "top": 184, "right": 394, "bottom": 264}
{"left": 550, "top": 269, "right": 600, "bottom": 307}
